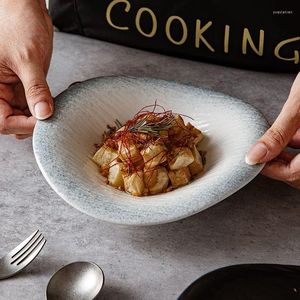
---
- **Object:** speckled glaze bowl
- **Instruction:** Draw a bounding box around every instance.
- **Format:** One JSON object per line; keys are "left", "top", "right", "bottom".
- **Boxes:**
{"left": 33, "top": 76, "right": 268, "bottom": 226}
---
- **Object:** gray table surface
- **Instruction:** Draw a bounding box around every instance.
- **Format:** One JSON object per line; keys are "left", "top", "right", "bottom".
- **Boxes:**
{"left": 0, "top": 32, "right": 299, "bottom": 300}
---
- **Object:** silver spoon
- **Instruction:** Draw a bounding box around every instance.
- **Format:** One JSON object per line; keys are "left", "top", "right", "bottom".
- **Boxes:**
{"left": 46, "top": 261, "right": 104, "bottom": 300}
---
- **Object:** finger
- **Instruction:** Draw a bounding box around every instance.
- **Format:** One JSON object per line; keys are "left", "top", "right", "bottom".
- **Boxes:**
{"left": 0, "top": 100, "right": 36, "bottom": 135}
{"left": 277, "top": 151, "right": 295, "bottom": 163}
{"left": 289, "top": 72, "right": 300, "bottom": 98}
{"left": 17, "top": 62, "right": 53, "bottom": 120}
{"left": 289, "top": 130, "right": 300, "bottom": 148}
{"left": 0, "top": 99, "right": 13, "bottom": 134}
{"left": 6, "top": 115, "right": 36, "bottom": 134}
{"left": 0, "top": 83, "right": 14, "bottom": 102}
{"left": 262, "top": 153, "right": 300, "bottom": 183}
{"left": 12, "top": 108, "right": 25, "bottom": 116}
{"left": 246, "top": 116, "right": 298, "bottom": 166}
{"left": 15, "top": 134, "right": 32, "bottom": 140}
{"left": 22, "top": 107, "right": 32, "bottom": 117}
{"left": 4, "top": 116, "right": 36, "bottom": 134}
{"left": 246, "top": 81, "right": 300, "bottom": 165}
{"left": 261, "top": 160, "right": 291, "bottom": 181}
{"left": 10, "top": 82, "right": 28, "bottom": 110}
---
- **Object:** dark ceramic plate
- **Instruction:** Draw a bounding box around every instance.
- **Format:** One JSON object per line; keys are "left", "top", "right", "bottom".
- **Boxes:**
{"left": 178, "top": 264, "right": 300, "bottom": 300}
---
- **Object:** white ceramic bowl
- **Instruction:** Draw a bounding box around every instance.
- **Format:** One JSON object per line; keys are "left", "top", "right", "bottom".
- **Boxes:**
{"left": 33, "top": 76, "right": 268, "bottom": 225}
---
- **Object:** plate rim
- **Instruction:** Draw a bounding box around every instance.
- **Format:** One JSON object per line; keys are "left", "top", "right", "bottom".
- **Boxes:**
{"left": 33, "top": 75, "right": 268, "bottom": 226}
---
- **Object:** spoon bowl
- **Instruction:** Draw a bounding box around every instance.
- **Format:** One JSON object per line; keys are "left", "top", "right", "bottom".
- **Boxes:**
{"left": 46, "top": 261, "right": 104, "bottom": 300}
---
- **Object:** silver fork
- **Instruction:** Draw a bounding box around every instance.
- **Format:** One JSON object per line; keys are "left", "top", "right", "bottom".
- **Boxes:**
{"left": 0, "top": 230, "right": 46, "bottom": 280}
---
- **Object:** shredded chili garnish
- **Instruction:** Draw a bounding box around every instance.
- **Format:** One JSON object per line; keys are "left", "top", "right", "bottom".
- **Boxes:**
{"left": 101, "top": 101, "right": 196, "bottom": 178}
{"left": 93, "top": 101, "right": 206, "bottom": 196}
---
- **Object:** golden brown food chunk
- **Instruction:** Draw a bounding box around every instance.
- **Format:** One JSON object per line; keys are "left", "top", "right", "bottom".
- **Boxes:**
{"left": 169, "top": 114, "right": 185, "bottom": 135}
{"left": 93, "top": 146, "right": 118, "bottom": 168}
{"left": 96, "top": 105, "right": 206, "bottom": 196}
{"left": 144, "top": 167, "right": 169, "bottom": 195}
{"left": 118, "top": 142, "right": 143, "bottom": 165}
{"left": 141, "top": 142, "right": 167, "bottom": 169}
{"left": 123, "top": 171, "right": 145, "bottom": 196}
{"left": 168, "top": 147, "right": 194, "bottom": 170}
{"left": 189, "top": 146, "right": 204, "bottom": 176}
{"left": 168, "top": 167, "right": 191, "bottom": 188}
{"left": 186, "top": 122, "right": 204, "bottom": 145}
{"left": 108, "top": 162, "right": 124, "bottom": 188}
{"left": 172, "top": 114, "right": 185, "bottom": 126}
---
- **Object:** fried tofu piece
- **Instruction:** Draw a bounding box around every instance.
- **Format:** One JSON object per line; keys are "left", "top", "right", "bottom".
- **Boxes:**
{"left": 189, "top": 146, "right": 204, "bottom": 176}
{"left": 144, "top": 167, "right": 169, "bottom": 195}
{"left": 118, "top": 142, "right": 143, "bottom": 165}
{"left": 169, "top": 114, "right": 185, "bottom": 135}
{"left": 168, "top": 167, "right": 191, "bottom": 188}
{"left": 173, "top": 114, "right": 185, "bottom": 125}
{"left": 186, "top": 122, "right": 204, "bottom": 146}
{"left": 141, "top": 142, "right": 167, "bottom": 169}
{"left": 108, "top": 162, "right": 124, "bottom": 188}
{"left": 169, "top": 147, "right": 194, "bottom": 170}
{"left": 93, "top": 145, "right": 118, "bottom": 168}
{"left": 123, "top": 171, "right": 144, "bottom": 196}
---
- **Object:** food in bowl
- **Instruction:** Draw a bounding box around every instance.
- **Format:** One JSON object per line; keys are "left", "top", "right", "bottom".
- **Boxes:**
{"left": 92, "top": 103, "right": 206, "bottom": 196}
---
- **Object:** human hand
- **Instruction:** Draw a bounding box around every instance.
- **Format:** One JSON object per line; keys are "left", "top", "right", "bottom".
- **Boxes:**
{"left": 246, "top": 72, "right": 300, "bottom": 189}
{"left": 0, "top": 0, "right": 53, "bottom": 139}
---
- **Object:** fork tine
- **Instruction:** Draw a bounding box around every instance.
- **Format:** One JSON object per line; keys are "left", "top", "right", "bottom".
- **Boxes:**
{"left": 8, "top": 230, "right": 39, "bottom": 258}
{"left": 11, "top": 234, "right": 44, "bottom": 265}
{"left": 11, "top": 232, "right": 43, "bottom": 259}
{"left": 15, "top": 237, "right": 46, "bottom": 267}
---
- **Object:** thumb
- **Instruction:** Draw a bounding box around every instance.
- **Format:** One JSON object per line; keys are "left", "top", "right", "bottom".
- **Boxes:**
{"left": 18, "top": 62, "right": 53, "bottom": 120}
{"left": 246, "top": 98, "right": 300, "bottom": 165}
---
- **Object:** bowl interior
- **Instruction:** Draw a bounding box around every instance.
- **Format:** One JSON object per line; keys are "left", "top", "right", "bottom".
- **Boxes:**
{"left": 33, "top": 77, "right": 268, "bottom": 225}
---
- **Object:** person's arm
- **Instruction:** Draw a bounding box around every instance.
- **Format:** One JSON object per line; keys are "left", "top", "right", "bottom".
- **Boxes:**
{"left": 246, "top": 72, "right": 300, "bottom": 189}
{"left": 0, "top": 0, "right": 53, "bottom": 139}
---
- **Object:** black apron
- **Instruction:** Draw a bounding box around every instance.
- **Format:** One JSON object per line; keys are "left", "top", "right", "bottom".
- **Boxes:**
{"left": 49, "top": 0, "right": 300, "bottom": 72}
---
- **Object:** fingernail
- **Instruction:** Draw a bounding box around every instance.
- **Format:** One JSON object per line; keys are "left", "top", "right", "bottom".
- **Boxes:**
{"left": 245, "top": 143, "right": 268, "bottom": 165}
{"left": 34, "top": 101, "right": 52, "bottom": 120}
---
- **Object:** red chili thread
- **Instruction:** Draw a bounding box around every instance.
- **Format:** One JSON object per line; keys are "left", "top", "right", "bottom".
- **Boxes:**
{"left": 101, "top": 103, "right": 195, "bottom": 183}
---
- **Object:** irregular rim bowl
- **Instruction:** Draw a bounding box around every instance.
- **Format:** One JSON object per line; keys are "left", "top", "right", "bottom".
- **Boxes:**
{"left": 33, "top": 76, "right": 268, "bottom": 226}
